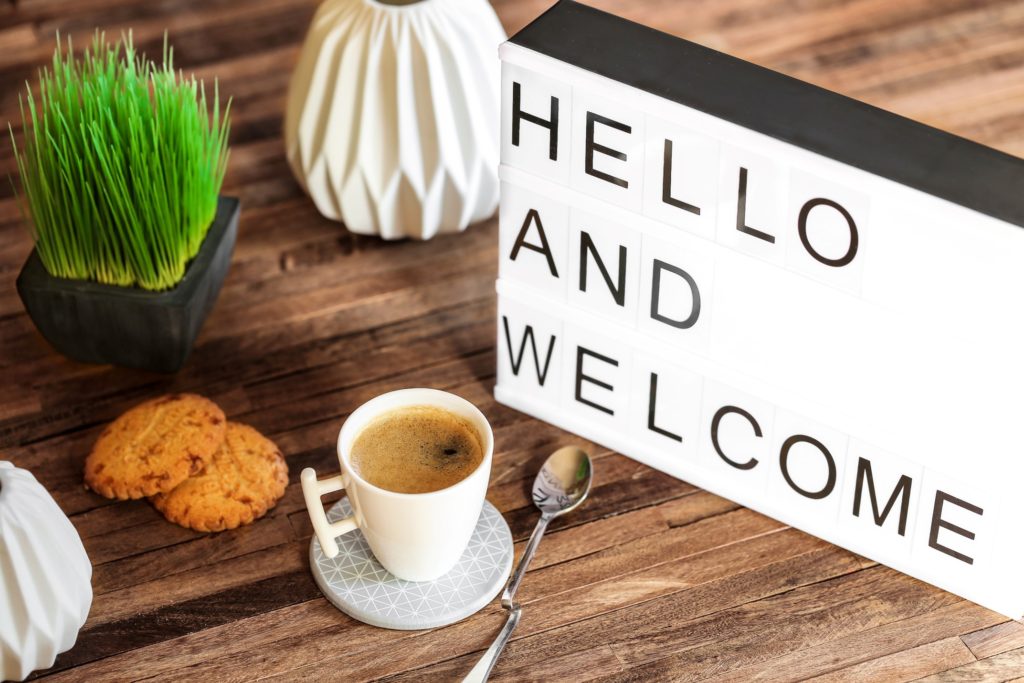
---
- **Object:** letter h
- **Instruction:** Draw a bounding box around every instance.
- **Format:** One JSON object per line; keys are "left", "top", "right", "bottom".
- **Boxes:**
{"left": 512, "top": 81, "right": 559, "bottom": 161}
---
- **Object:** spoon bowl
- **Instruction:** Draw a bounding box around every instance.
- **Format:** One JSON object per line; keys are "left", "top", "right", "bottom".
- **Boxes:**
{"left": 531, "top": 446, "right": 592, "bottom": 516}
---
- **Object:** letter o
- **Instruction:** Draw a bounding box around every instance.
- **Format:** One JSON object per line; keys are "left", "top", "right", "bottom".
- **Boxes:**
{"left": 798, "top": 198, "right": 858, "bottom": 267}
{"left": 779, "top": 434, "right": 837, "bottom": 500}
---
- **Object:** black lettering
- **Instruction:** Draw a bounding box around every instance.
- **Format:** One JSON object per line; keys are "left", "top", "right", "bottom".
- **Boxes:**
{"left": 852, "top": 457, "right": 913, "bottom": 536}
{"left": 501, "top": 316, "right": 556, "bottom": 386}
{"left": 650, "top": 259, "right": 700, "bottom": 329}
{"left": 710, "top": 406, "right": 761, "bottom": 470}
{"left": 579, "top": 231, "right": 627, "bottom": 306}
{"left": 798, "top": 198, "right": 858, "bottom": 267}
{"left": 585, "top": 112, "right": 630, "bottom": 188}
{"left": 779, "top": 435, "right": 836, "bottom": 500}
{"left": 662, "top": 139, "right": 700, "bottom": 215}
{"left": 647, "top": 373, "right": 682, "bottom": 442}
{"left": 512, "top": 81, "right": 558, "bottom": 161}
{"left": 575, "top": 346, "right": 618, "bottom": 415}
{"left": 510, "top": 208, "right": 558, "bottom": 277}
{"left": 736, "top": 167, "right": 775, "bottom": 243}
{"left": 929, "top": 491, "right": 984, "bottom": 565}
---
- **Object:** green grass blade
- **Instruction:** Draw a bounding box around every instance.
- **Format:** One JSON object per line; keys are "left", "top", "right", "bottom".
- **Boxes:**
{"left": 8, "top": 32, "right": 231, "bottom": 291}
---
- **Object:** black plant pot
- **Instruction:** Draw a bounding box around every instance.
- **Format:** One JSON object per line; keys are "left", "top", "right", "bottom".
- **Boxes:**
{"left": 16, "top": 196, "right": 240, "bottom": 373}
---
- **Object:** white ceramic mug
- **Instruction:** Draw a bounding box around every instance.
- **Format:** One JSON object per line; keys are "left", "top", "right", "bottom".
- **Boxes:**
{"left": 301, "top": 388, "right": 493, "bottom": 582}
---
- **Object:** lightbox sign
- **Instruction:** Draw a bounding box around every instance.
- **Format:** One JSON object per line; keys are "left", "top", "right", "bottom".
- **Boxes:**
{"left": 495, "top": 1, "right": 1024, "bottom": 617}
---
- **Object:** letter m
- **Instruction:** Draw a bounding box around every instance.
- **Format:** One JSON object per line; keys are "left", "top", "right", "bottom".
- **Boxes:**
{"left": 501, "top": 316, "right": 556, "bottom": 386}
{"left": 852, "top": 457, "right": 913, "bottom": 536}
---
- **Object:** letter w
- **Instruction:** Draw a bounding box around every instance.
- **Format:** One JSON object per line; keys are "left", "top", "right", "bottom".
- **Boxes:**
{"left": 502, "top": 316, "right": 556, "bottom": 386}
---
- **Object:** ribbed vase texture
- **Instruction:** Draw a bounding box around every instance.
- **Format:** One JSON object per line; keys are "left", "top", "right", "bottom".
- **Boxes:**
{"left": 285, "top": 0, "right": 506, "bottom": 239}
{"left": 0, "top": 462, "right": 92, "bottom": 681}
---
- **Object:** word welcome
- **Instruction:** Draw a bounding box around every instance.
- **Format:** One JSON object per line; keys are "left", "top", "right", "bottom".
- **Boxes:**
{"left": 499, "top": 302, "right": 985, "bottom": 568}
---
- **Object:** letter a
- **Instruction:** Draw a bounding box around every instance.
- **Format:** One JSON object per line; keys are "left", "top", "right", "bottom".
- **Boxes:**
{"left": 510, "top": 209, "right": 558, "bottom": 277}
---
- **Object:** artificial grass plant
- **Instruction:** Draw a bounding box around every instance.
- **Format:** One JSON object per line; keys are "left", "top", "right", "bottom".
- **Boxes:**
{"left": 9, "top": 32, "right": 231, "bottom": 291}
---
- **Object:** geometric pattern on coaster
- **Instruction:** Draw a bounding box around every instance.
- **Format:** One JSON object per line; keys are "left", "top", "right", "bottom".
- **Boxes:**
{"left": 309, "top": 498, "right": 513, "bottom": 630}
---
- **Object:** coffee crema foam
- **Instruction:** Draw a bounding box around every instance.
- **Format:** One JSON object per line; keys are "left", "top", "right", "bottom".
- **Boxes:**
{"left": 350, "top": 405, "right": 484, "bottom": 494}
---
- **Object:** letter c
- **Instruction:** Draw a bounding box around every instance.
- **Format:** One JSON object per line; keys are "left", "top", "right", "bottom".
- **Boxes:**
{"left": 711, "top": 405, "right": 762, "bottom": 471}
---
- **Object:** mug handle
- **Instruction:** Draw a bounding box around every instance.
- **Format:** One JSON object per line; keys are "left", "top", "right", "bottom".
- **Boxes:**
{"left": 301, "top": 468, "right": 358, "bottom": 558}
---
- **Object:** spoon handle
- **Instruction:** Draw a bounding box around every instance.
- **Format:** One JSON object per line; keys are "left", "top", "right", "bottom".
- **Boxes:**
{"left": 501, "top": 512, "right": 552, "bottom": 607}
{"left": 461, "top": 606, "right": 522, "bottom": 683}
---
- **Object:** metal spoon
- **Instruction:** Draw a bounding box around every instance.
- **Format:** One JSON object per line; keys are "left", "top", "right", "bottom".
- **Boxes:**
{"left": 462, "top": 446, "right": 593, "bottom": 682}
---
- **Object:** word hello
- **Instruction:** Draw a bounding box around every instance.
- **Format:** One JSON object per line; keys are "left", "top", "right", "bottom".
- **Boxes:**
{"left": 501, "top": 65, "right": 871, "bottom": 297}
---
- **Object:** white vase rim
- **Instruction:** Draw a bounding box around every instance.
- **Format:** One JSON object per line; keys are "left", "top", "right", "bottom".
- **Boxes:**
{"left": 362, "top": 0, "right": 438, "bottom": 11}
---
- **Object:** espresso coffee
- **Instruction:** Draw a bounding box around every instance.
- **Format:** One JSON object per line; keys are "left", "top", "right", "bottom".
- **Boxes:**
{"left": 350, "top": 405, "right": 484, "bottom": 494}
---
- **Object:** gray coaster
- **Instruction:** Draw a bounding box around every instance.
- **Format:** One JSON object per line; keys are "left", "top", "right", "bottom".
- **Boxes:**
{"left": 310, "top": 498, "right": 512, "bottom": 630}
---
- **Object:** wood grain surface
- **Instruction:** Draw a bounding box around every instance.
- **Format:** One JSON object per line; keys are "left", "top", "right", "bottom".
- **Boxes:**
{"left": 1, "top": 0, "right": 1023, "bottom": 681}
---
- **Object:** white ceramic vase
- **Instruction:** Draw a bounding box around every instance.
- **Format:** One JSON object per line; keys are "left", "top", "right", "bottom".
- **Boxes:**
{"left": 284, "top": 0, "right": 506, "bottom": 239}
{"left": 0, "top": 462, "right": 92, "bottom": 681}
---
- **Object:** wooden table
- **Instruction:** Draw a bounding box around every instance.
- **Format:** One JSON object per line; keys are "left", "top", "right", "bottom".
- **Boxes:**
{"left": 2, "top": 0, "right": 1024, "bottom": 680}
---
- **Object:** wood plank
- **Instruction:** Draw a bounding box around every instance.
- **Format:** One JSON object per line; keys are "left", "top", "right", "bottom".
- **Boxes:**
{"left": 48, "top": 567, "right": 320, "bottom": 675}
{"left": 811, "top": 637, "right": 977, "bottom": 683}
{"left": 961, "top": 620, "right": 1024, "bottom": 660}
{"left": 90, "top": 513, "right": 295, "bottom": 595}
{"left": 529, "top": 491, "right": 740, "bottom": 571}
{"left": 85, "top": 541, "right": 308, "bottom": 628}
{"left": 914, "top": 646, "right": 1024, "bottom": 682}
{"left": 37, "top": 600, "right": 345, "bottom": 683}
{"left": 708, "top": 600, "right": 1004, "bottom": 682}
{"left": 487, "top": 644, "right": 625, "bottom": 683}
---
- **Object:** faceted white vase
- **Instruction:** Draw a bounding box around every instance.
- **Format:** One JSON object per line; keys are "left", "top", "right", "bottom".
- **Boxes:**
{"left": 284, "top": 0, "right": 506, "bottom": 239}
{"left": 0, "top": 462, "right": 92, "bottom": 681}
